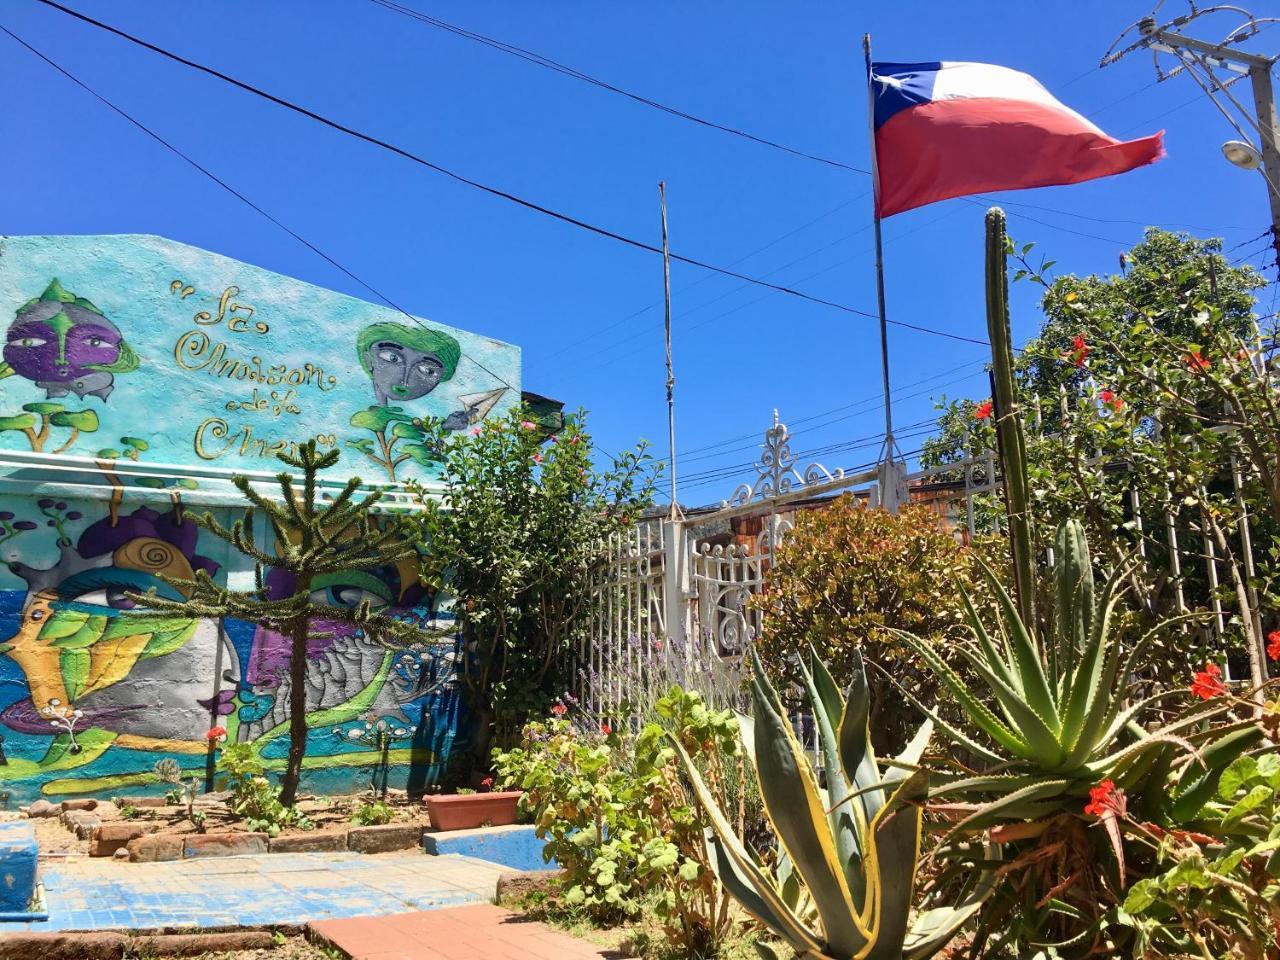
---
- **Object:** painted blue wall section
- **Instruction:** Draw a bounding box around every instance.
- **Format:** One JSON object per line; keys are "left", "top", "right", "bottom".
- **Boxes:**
{"left": 422, "top": 824, "right": 558, "bottom": 873}
{"left": 0, "top": 235, "right": 517, "bottom": 803}
{"left": 0, "top": 821, "right": 40, "bottom": 920}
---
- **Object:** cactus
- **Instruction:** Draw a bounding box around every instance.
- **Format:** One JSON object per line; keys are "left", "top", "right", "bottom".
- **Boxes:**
{"left": 985, "top": 207, "right": 1036, "bottom": 628}
{"left": 670, "top": 647, "right": 997, "bottom": 960}
{"left": 892, "top": 519, "right": 1263, "bottom": 830}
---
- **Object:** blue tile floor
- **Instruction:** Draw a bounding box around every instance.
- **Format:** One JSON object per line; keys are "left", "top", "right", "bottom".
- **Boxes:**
{"left": 7, "top": 851, "right": 509, "bottom": 932}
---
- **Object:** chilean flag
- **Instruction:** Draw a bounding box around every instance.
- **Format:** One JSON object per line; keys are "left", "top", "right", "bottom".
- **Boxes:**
{"left": 870, "top": 61, "right": 1164, "bottom": 218}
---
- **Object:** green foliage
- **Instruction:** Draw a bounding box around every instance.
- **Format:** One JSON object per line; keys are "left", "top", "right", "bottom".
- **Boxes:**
{"left": 895, "top": 519, "right": 1262, "bottom": 954}
{"left": 754, "top": 498, "right": 995, "bottom": 753}
{"left": 494, "top": 687, "right": 741, "bottom": 955}
{"left": 922, "top": 228, "right": 1276, "bottom": 684}
{"left": 351, "top": 799, "right": 395, "bottom": 826}
{"left": 216, "top": 742, "right": 312, "bottom": 838}
{"left": 409, "top": 406, "right": 655, "bottom": 766}
{"left": 130, "top": 439, "right": 447, "bottom": 805}
{"left": 674, "top": 647, "right": 996, "bottom": 960}
{"left": 1121, "top": 752, "right": 1280, "bottom": 957}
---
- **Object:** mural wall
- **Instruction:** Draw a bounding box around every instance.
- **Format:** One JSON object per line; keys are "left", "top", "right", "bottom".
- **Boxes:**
{"left": 0, "top": 235, "right": 521, "bottom": 802}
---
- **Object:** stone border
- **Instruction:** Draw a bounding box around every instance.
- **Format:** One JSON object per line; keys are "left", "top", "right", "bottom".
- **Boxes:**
{"left": 121, "top": 822, "right": 429, "bottom": 862}
{"left": 0, "top": 930, "right": 277, "bottom": 959}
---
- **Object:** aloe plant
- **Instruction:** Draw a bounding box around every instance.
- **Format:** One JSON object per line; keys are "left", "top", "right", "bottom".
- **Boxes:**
{"left": 671, "top": 647, "right": 996, "bottom": 960}
{"left": 891, "top": 519, "right": 1263, "bottom": 832}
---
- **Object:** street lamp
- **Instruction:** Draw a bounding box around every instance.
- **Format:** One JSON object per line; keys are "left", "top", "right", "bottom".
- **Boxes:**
{"left": 1222, "top": 139, "right": 1264, "bottom": 170}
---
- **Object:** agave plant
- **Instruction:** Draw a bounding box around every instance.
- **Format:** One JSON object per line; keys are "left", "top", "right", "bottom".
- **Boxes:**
{"left": 890, "top": 519, "right": 1263, "bottom": 832}
{"left": 671, "top": 646, "right": 996, "bottom": 960}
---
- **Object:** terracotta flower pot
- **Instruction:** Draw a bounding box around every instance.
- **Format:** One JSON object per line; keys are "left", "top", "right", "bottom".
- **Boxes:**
{"left": 424, "top": 790, "right": 523, "bottom": 832}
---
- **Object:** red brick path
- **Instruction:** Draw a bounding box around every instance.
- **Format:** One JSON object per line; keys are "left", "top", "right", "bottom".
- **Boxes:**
{"left": 308, "top": 903, "right": 632, "bottom": 960}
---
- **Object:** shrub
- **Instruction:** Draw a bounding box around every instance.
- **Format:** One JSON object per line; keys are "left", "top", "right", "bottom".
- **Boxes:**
{"left": 1121, "top": 752, "right": 1280, "bottom": 957}
{"left": 408, "top": 407, "right": 656, "bottom": 772}
{"left": 351, "top": 799, "right": 395, "bottom": 826}
{"left": 216, "top": 742, "right": 312, "bottom": 837}
{"left": 754, "top": 498, "right": 990, "bottom": 752}
{"left": 494, "top": 687, "right": 741, "bottom": 954}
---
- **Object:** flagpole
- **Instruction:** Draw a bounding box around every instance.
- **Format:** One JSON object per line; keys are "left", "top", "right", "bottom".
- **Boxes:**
{"left": 659, "top": 181, "right": 678, "bottom": 521}
{"left": 863, "top": 34, "right": 896, "bottom": 461}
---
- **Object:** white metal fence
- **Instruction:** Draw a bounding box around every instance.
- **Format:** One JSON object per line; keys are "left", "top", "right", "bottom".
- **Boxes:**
{"left": 573, "top": 409, "right": 1269, "bottom": 717}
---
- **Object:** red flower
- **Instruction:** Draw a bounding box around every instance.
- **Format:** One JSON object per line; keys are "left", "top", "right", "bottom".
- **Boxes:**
{"left": 1267, "top": 630, "right": 1280, "bottom": 662}
{"left": 550, "top": 703, "right": 567, "bottom": 717}
{"left": 1185, "top": 350, "right": 1210, "bottom": 373}
{"left": 1100, "top": 389, "right": 1124, "bottom": 412}
{"left": 600, "top": 723, "right": 612, "bottom": 736}
{"left": 532, "top": 452, "right": 543, "bottom": 465}
{"left": 1190, "top": 662, "right": 1226, "bottom": 700}
{"left": 1083, "top": 779, "right": 1126, "bottom": 818}
{"left": 479, "top": 776, "right": 494, "bottom": 789}
{"left": 206, "top": 726, "right": 227, "bottom": 742}
{"left": 974, "top": 400, "right": 993, "bottom": 421}
{"left": 1068, "top": 335, "right": 1089, "bottom": 368}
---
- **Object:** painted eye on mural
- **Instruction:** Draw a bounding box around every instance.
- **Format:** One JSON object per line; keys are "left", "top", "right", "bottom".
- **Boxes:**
{"left": 86, "top": 336, "right": 105, "bottom": 348}
{"left": 413, "top": 363, "right": 440, "bottom": 378}
{"left": 308, "top": 571, "right": 395, "bottom": 612}
{"left": 10, "top": 336, "right": 47, "bottom": 348}
{"left": 55, "top": 568, "right": 179, "bottom": 612}
{"left": 377, "top": 349, "right": 403, "bottom": 365}
{"left": 68, "top": 587, "right": 138, "bottom": 611}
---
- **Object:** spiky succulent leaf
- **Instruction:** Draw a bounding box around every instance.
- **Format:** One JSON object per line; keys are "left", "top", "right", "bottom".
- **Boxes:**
{"left": 973, "top": 555, "right": 1059, "bottom": 730}
{"left": 836, "top": 648, "right": 885, "bottom": 823}
{"left": 749, "top": 657, "right": 869, "bottom": 957}
{"left": 799, "top": 651, "right": 862, "bottom": 899}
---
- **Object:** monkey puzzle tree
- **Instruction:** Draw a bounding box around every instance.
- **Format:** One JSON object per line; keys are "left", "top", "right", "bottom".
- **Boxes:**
{"left": 134, "top": 440, "right": 435, "bottom": 805}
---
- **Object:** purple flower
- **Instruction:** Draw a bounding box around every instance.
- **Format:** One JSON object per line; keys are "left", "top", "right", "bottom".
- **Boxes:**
{"left": 66, "top": 512, "right": 82, "bottom": 521}
{"left": 55, "top": 502, "right": 66, "bottom": 511}
{"left": 13, "top": 521, "right": 37, "bottom": 531}
{"left": 37, "top": 499, "right": 54, "bottom": 509}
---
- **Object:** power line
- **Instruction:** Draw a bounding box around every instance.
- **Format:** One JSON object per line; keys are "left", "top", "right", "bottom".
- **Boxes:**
{"left": 32, "top": 0, "right": 988, "bottom": 348}
{"left": 364, "top": 0, "right": 1243, "bottom": 242}
{"left": 534, "top": 194, "right": 864, "bottom": 368}
{"left": 365, "top": 0, "right": 869, "bottom": 175}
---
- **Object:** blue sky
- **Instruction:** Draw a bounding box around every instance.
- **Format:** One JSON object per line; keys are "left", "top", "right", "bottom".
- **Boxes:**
{"left": 0, "top": 1, "right": 1269, "bottom": 505}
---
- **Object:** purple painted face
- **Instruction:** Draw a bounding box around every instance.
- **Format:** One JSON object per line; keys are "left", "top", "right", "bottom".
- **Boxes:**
{"left": 4, "top": 302, "right": 123, "bottom": 383}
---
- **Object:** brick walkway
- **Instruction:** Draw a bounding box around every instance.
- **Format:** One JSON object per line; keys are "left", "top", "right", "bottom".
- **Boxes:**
{"left": 310, "top": 903, "right": 632, "bottom": 960}
{"left": 9, "top": 851, "right": 508, "bottom": 931}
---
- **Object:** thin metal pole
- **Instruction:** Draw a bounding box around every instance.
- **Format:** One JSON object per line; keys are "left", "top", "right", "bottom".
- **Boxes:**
{"left": 659, "top": 182, "right": 678, "bottom": 520}
{"left": 863, "top": 35, "right": 895, "bottom": 454}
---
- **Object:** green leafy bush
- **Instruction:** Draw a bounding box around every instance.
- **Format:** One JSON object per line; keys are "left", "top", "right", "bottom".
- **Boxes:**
{"left": 754, "top": 498, "right": 993, "bottom": 752}
{"left": 1122, "top": 752, "right": 1280, "bottom": 957}
{"left": 351, "top": 799, "right": 395, "bottom": 826}
{"left": 408, "top": 407, "right": 655, "bottom": 771}
{"left": 494, "top": 687, "right": 741, "bottom": 954}
{"left": 216, "top": 742, "right": 312, "bottom": 837}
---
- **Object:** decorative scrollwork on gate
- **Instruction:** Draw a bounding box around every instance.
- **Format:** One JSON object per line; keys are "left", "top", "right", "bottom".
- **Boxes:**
{"left": 726, "top": 411, "right": 844, "bottom": 508}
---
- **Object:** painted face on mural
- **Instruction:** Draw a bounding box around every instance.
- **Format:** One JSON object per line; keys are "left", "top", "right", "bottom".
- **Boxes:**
{"left": 368, "top": 342, "right": 445, "bottom": 405}
{"left": 355, "top": 321, "right": 462, "bottom": 409}
{"left": 3, "top": 280, "right": 138, "bottom": 401}
{"left": 0, "top": 506, "right": 238, "bottom": 748}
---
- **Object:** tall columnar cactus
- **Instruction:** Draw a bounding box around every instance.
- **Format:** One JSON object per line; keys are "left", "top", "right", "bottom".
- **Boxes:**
{"left": 985, "top": 207, "right": 1036, "bottom": 628}
{"left": 670, "top": 648, "right": 996, "bottom": 960}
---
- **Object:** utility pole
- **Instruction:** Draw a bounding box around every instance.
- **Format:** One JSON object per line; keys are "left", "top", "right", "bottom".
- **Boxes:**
{"left": 659, "top": 182, "right": 678, "bottom": 521}
{"left": 1107, "top": 7, "right": 1280, "bottom": 267}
